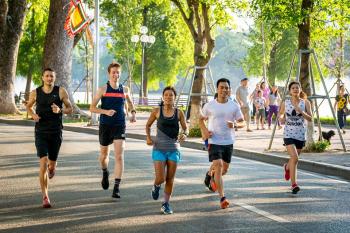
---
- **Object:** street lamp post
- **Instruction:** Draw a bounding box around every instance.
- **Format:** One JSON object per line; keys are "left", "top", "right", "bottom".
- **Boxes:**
{"left": 91, "top": 0, "right": 100, "bottom": 125}
{"left": 131, "top": 26, "right": 155, "bottom": 105}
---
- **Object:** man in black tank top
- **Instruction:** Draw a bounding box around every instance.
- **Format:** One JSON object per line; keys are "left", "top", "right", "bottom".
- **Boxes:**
{"left": 26, "top": 68, "right": 72, "bottom": 208}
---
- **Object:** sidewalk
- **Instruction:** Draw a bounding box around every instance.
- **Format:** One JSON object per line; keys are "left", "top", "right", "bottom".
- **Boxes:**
{"left": 1, "top": 112, "right": 349, "bottom": 180}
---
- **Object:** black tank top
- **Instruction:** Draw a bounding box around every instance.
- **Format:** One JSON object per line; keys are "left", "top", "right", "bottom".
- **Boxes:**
{"left": 35, "top": 86, "right": 63, "bottom": 133}
{"left": 156, "top": 107, "right": 179, "bottom": 139}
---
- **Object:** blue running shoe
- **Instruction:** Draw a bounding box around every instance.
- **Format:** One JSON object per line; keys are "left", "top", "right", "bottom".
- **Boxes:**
{"left": 161, "top": 202, "right": 173, "bottom": 214}
{"left": 152, "top": 184, "right": 161, "bottom": 200}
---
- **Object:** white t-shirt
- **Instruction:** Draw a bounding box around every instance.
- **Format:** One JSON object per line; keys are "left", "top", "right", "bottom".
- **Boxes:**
{"left": 202, "top": 99, "right": 243, "bottom": 145}
{"left": 236, "top": 86, "right": 250, "bottom": 107}
{"left": 255, "top": 97, "right": 266, "bottom": 109}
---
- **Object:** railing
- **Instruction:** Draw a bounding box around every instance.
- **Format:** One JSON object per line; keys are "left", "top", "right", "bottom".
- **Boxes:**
{"left": 131, "top": 96, "right": 189, "bottom": 107}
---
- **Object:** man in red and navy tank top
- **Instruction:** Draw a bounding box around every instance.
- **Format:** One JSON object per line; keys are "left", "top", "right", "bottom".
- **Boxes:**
{"left": 26, "top": 68, "right": 73, "bottom": 208}
{"left": 90, "top": 62, "right": 136, "bottom": 199}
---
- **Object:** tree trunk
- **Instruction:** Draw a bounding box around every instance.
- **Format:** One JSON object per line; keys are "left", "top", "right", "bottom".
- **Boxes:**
{"left": 0, "top": 0, "right": 27, "bottom": 114}
{"left": 171, "top": 1, "right": 215, "bottom": 128}
{"left": 25, "top": 67, "right": 33, "bottom": 101}
{"left": 298, "top": 0, "right": 314, "bottom": 147}
{"left": 43, "top": 0, "right": 83, "bottom": 115}
{"left": 189, "top": 40, "right": 212, "bottom": 128}
{"left": 267, "top": 42, "right": 278, "bottom": 86}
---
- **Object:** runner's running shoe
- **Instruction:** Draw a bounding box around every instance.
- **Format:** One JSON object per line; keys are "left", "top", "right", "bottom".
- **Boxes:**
{"left": 112, "top": 184, "right": 121, "bottom": 198}
{"left": 42, "top": 196, "right": 51, "bottom": 208}
{"left": 48, "top": 166, "right": 55, "bottom": 179}
{"left": 284, "top": 163, "right": 290, "bottom": 181}
{"left": 220, "top": 197, "right": 230, "bottom": 209}
{"left": 152, "top": 184, "right": 161, "bottom": 200}
{"left": 161, "top": 202, "right": 173, "bottom": 214}
{"left": 204, "top": 172, "right": 211, "bottom": 188}
{"left": 101, "top": 170, "right": 109, "bottom": 190}
{"left": 209, "top": 176, "right": 217, "bottom": 192}
{"left": 291, "top": 183, "right": 300, "bottom": 194}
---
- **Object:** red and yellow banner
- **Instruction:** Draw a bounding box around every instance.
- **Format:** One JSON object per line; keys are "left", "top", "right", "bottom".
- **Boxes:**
{"left": 64, "top": 0, "right": 89, "bottom": 38}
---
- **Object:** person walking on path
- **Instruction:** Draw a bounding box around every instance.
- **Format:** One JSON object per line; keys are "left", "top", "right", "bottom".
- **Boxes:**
{"left": 250, "top": 83, "right": 261, "bottom": 124}
{"left": 236, "top": 77, "right": 252, "bottom": 132}
{"left": 254, "top": 90, "right": 267, "bottom": 130}
{"left": 278, "top": 81, "right": 312, "bottom": 194}
{"left": 267, "top": 85, "right": 282, "bottom": 130}
{"left": 260, "top": 81, "right": 270, "bottom": 118}
{"left": 200, "top": 78, "right": 245, "bottom": 209}
{"left": 145, "top": 86, "right": 188, "bottom": 214}
{"left": 90, "top": 62, "right": 136, "bottom": 199}
{"left": 26, "top": 68, "right": 73, "bottom": 208}
{"left": 334, "top": 85, "right": 349, "bottom": 134}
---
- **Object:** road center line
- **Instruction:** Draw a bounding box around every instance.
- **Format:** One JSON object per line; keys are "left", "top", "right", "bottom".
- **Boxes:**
{"left": 236, "top": 202, "right": 291, "bottom": 223}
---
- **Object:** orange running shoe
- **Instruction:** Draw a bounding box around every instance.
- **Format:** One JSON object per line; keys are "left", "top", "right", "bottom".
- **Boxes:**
{"left": 220, "top": 197, "right": 230, "bottom": 209}
{"left": 209, "top": 176, "right": 217, "bottom": 192}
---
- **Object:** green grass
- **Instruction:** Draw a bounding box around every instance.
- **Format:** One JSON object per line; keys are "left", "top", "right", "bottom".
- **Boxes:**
{"left": 63, "top": 117, "right": 89, "bottom": 124}
{"left": 316, "top": 117, "right": 350, "bottom": 128}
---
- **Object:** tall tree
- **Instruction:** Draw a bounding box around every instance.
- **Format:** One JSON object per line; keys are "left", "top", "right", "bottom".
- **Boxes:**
{"left": 0, "top": 0, "right": 27, "bottom": 114}
{"left": 251, "top": 0, "right": 350, "bottom": 146}
{"left": 42, "top": 0, "right": 78, "bottom": 113}
{"left": 101, "top": 0, "right": 192, "bottom": 101}
{"left": 171, "top": 0, "right": 246, "bottom": 127}
{"left": 17, "top": 1, "right": 49, "bottom": 101}
{"left": 242, "top": 25, "right": 298, "bottom": 85}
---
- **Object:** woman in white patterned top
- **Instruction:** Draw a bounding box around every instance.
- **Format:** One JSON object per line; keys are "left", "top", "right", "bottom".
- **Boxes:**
{"left": 278, "top": 81, "right": 312, "bottom": 194}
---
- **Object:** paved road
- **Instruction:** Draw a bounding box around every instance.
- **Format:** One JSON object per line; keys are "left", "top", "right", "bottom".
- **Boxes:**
{"left": 0, "top": 124, "right": 349, "bottom": 233}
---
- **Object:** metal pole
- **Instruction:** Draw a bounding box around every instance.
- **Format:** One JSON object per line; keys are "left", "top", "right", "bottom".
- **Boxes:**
{"left": 268, "top": 50, "right": 297, "bottom": 150}
{"left": 176, "top": 66, "right": 192, "bottom": 107}
{"left": 91, "top": 0, "right": 99, "bottom": 125}
{"left": 312, "top": 51, "right": 347, "bottom": 152}
{"left": 309, "top": 60, "right": 322, "bottom": 141}
{"left": 140, "top": 43, "right": 145, "bottom": 105}
{"left": 185, "top": 67, "right": 197, "bottom": 119}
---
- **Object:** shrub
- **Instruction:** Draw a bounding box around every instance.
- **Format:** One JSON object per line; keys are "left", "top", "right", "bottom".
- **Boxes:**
{"left": 306, "top": 140, "right": 330, "bottom": 152}
{"left": 189, "top": 126, "right": 202, "bottom": 138}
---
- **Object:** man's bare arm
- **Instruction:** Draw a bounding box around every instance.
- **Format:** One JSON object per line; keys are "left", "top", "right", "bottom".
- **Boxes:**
{"left": 26, "top": 90, "right": 40, "bottom": 122}
{"left": 59, "top": 87, "right": 73, "bottom": 114}
{"left": 89, "top": 86, "right": 111, "bottom": 115}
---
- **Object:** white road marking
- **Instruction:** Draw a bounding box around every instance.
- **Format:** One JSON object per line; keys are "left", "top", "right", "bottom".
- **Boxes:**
{"left": 235, "top": 156, "right": 349, "bottom": 184}
{"left": 236, "top": 202, "right": 291, "bottom": 223}
{"left": 174, "top": 178, "right": 187, "bottom": 183}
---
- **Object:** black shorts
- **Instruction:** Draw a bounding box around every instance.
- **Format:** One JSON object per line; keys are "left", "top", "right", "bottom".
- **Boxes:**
{"left": 208, "top": 144, "right": 233, "bottom": 164}
{"left": 99, "top": 124, "right": 126, "bottom": 146}
{"left": 35, "top": 131, "right": 62, "bottom": 161}
{"left": 283, "top": 138, "right": 305, "bottom": 149}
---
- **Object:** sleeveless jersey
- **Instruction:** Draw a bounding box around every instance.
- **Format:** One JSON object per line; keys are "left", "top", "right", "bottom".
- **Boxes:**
{"left": 35, "top": 86, "right": 63, "bottom": 133}
{"left": 283, "top": 99, "right": 306, "bottom": 141}
{"left": 153, "top": 107, "right": 179, "bottom": 152}
{"left": 100, "top": 82, "right": 126, "bottom": 125}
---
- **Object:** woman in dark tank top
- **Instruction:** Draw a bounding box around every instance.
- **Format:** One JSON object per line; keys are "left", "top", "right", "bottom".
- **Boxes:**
{"left": 145, "top": 86, "right": 188, "bottom": 214}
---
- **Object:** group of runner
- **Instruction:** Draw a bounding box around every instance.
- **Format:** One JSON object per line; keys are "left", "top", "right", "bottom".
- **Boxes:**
{"left": 27, "top": 62, "right": 313, "bottom": 214}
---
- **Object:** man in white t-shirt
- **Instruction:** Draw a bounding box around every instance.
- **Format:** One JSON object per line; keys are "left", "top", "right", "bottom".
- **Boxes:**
{"left": 199, "top": 78, "right": 245, "bottom": 209}
{"left": 236, "top": 77, "right": 252, "bottom": 132}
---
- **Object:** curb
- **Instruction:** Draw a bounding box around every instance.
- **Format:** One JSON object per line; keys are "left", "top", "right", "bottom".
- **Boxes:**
{"left": 1, "top": 118, "right": 349, "bottom": 181}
